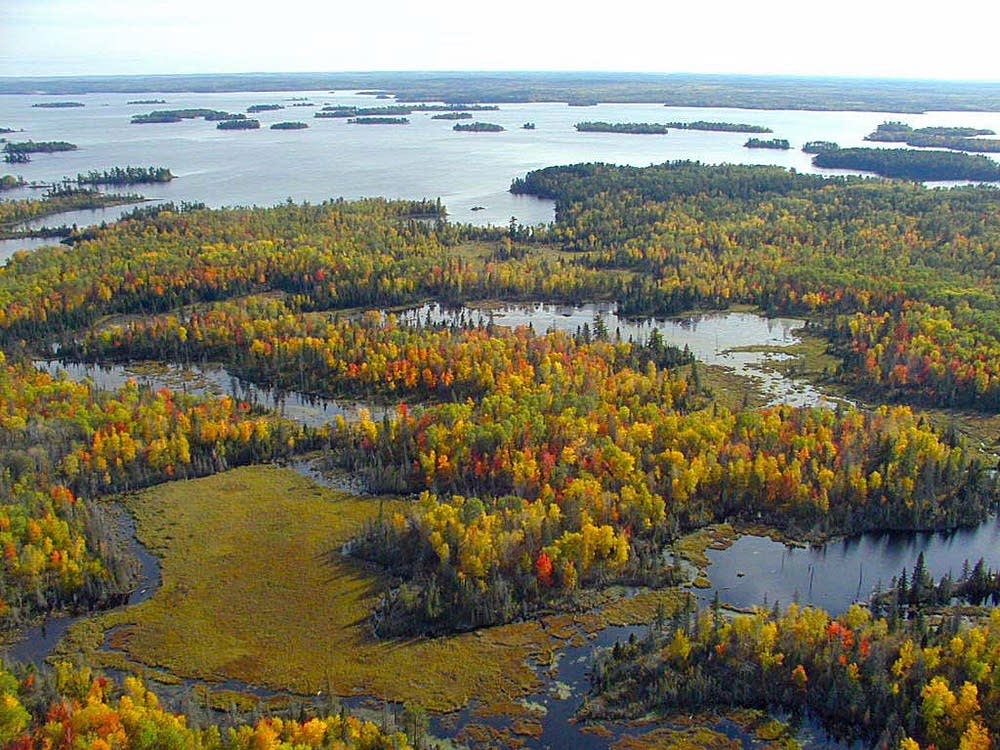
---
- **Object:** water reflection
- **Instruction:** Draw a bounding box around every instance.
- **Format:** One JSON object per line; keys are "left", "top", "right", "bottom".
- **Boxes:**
{"left": 399, "top": 302, "right": 839, "bottom": 408}
{"left": 702, "top": 518, "right": 1000, "bottom": 615}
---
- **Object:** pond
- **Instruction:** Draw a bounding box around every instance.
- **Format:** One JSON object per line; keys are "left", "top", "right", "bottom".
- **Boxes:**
{"left": 702, "top": 519, "right": 1000, "bottom": 615}
{"left": 33, "top": 359, "right": 392, "bottom": 428}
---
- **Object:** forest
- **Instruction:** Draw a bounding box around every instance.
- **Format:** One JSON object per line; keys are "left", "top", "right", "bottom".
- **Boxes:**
{"left": 812, "top": 147, "right": 1000, "bottom": 180}
{"left": 2, "top": 157, "right": 1000, "bottom": 747}
{"left": 0, "top": 660, "right": 417, "bottom": 749}
{"left": 511, "top": 161, "right": 1000, "bottom": 413}
{"left": 585, "top": 598, "right": 999, "bottom": 750}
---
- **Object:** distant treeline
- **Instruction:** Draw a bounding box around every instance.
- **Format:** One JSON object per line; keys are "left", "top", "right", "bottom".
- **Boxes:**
{"left": 744, "top": 137, "right": 790, "bottom": 149}
{"left": 812, "top": 147, "right": 1000, "bottom": 181}
{"left": 575, "top": 122, "right": 669, "bottom": 134}
{"left": 75, "top": 166, "right": 174, "bottom": 186}
{"left": 6, "top": 72, "right": 1000, "bottom": 112}
{"left": 664, "top": 120, "right": 771, "bottom": 133}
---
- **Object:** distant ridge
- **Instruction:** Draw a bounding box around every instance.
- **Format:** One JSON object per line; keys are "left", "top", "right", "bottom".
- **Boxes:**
{"left": 3, "top": 72, "right": 1000, "bottom": 112}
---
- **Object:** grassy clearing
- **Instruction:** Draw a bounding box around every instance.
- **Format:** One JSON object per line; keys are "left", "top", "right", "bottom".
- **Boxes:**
{"left": 59, "top": 466, "right": 558, "bottom": 712}
{"left": 612, "top": 726, "right": 740, "bottom": 750}
{"left": 698, "top": 365, "right": 768, "bottom": 410}
{"left": 671, "top": 524, "right": 736, "bottom": 569}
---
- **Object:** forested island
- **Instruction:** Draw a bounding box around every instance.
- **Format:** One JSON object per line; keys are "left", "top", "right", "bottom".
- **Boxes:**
{"left": 126, "top": 98, "right": 166, "bottom": 104}
{"left": 216, "top": 118, "right": 260, "bottom": 130}
{"left": 347, "top": 116, "right": 409, "bottom": 125}
{"left": 130, "top": 108, "right": 233, "bottom": 124}
{"left": 802, "top": 140, "right": 840, "bottom": 153}
{"left": 320, "top": 105, "right": 415, "bottom": 117}
{"left": 812, "top": 146, "right": 1000, "bottom": 180}
{"left": 431, "top": 111, "right": 472, "bottom": 120}
{"left": 865, "top": 121, "right": 1000, "bottom": 152}
{"left": 744, "top": 137, "right": 790, "bottom": 149}
{"left": 0, "top": 174, "right": 26, "bottom": 190}
{"left": 31, "top": 101, "right": 84, "bottom": 108}
{"left": 269, "top": 121, "right": 308, "bottom": 130}
{"left": 0, "top": 186, "right": 144, "bottom": 230}
{"left": 75, "top": 166, "right": 174, "bottom": 186}
{"left": 453, "top": 121, "right": 504, "bottom": 132}
{"left": 3, "top": 141, "right": 78, "bottom": 163}
{"left": 247, "top": 103, "right": 284, "bottom": 113}
{"left": 664, "top": 120, "right": 772, "bottom": 132}
{"left": 575, "top": 121, "right": 669, "bottom": 134}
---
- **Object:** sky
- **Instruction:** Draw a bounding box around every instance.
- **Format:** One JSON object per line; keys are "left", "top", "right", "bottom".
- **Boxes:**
{"left": 2, "top": 0, "right": 999, "bottom": 81}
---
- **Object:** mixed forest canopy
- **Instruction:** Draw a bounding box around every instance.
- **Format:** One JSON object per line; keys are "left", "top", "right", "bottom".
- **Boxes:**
{"left": 3, "top": 148, "right": 1000, "bottom": 747}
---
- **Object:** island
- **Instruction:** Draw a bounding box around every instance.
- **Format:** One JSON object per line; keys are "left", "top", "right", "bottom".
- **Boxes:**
{"left": 269, "top": 121, "right": 309, "bottom": 130}
{"left": 453, "top": 121, "right": 504, "bottom": 132}
{"left": 865, "top": 121, "right": 1000, "bottom": 153}
{"left": 3, "top": 140, "right": 78, "bottom": 164}
{"left": 576, "top": 121, "right": 669, "bottom": 134}
{"left": 204, "top": 111, "right": 246, "bottom": 121}
{"left": 802, "top": 140, "right": 840, "bottom": 153}
{"left": 866, "top": 121, "right": 995, "bottom": 142}
{"left": 744, "top": 137, "right": 790, "bottom": 149}
{"left": 247, "top": 104, "right": 284, "bottom": 113}
{"left": 431, "top": 112, "right": 473, "bottom": 120}
{"left": 522, "top": 122, "right": 536, "bottom": 129}
{"left": 76, "top": 166, "right": 174, "bottom": 186}
{"left": 664, "top": 120, "right": 772, "bottom": 133}
{"left": 131, "top": 108, "right": 233, "bottom": 124}
{"left": 812, "top": 146, "right": 1000, "bottom": 180}
{"left": 126, "top": 99, "right": 167, "bottom": 104}
{"left": 347, "top": 116, "right": 409, "bottom": 125}
{"left": 0, "top": 174, "right": 25, "bottom": 190}
{"left": 0, "top": 186, "right": 145, "bottom": 234}
{"left": 216, "top": 118, "right": 260, "bottom": 130}
{"left": 31, "top": 101, "right": 85, "bottom": 108}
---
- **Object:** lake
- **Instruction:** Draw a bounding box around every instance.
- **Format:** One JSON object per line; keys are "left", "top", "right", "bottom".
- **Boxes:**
{"left": 3, "top": 90, "right": 1000, "bottom": 242}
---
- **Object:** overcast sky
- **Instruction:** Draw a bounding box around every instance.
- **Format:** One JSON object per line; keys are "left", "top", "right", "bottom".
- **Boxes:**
{"left": 2, "top": 0, "right": 999, "bottom": 80}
